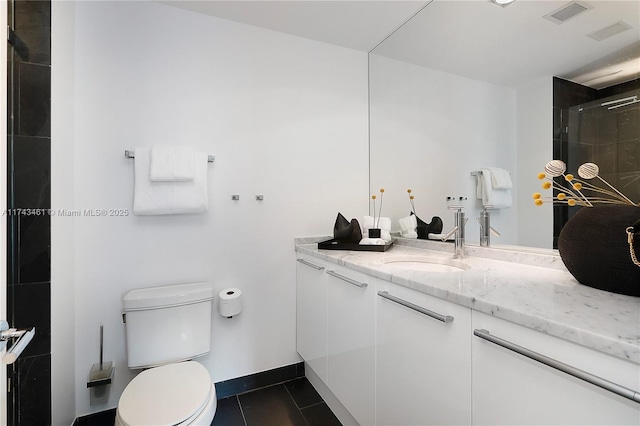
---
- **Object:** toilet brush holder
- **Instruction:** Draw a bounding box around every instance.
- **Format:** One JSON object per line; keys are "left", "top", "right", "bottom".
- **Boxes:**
{"left": 87, "top": 361, "right": 114, "bottom": 405}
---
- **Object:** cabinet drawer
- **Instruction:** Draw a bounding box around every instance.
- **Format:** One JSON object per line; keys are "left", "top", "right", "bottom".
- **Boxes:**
{"left": 472, "top": 310, "right": 640, "bottom": 425}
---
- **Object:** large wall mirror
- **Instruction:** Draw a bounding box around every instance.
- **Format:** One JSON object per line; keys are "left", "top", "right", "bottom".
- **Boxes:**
{"left": 369, "top": 0, "right": 639, "bottom": 249}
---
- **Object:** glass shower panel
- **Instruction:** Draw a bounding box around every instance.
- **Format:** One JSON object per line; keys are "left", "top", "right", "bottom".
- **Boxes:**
{"left": 567, "top": 89, "right": 640, "bottom": 206}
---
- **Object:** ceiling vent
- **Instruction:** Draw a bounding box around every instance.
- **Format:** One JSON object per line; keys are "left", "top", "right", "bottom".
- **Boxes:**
{"left": 543, "top": 1, "right": 592, "bottom": 25}
{"left": 587, "top": 21, "right": 633, "bottom": 41}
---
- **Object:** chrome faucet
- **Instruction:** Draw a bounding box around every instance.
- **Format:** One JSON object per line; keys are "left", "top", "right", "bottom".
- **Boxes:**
{"left": 442, "top": 206, "right": 466, "bottom": 259}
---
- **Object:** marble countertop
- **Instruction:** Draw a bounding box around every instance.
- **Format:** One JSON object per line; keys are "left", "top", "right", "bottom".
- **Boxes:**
{"left": 295, "top": 237, "right": 640, "bottom": 364}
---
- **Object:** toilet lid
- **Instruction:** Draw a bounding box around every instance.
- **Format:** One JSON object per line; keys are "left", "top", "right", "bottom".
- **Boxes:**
{"left": 118, "top": 361, "right": 212, "bottom": 426}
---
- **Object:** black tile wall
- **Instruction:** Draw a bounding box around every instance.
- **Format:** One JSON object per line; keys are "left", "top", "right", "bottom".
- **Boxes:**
{"left": 12, "top": 136, "right": 51, "bottom": 209}
{"left": 7, "top": 0, "right": 52, "bottom": 425}
{"left": 18, "top": 63, "right": 51, "bottom": 137}
{"left": 552, "top": 77, "right": 640, "bottom": 247}
{"left": 10, "top": 354, "right": 52, "bottom": 426}
{"left": 9, "top": 282, "right": 51, "bottom": 357}
{"left": 13, "top": 0, "right": 51, "bottom": 65}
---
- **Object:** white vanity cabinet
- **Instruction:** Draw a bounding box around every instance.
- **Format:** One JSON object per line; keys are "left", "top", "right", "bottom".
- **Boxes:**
{"left": 326, "top": 265, "right": 376, "bottom": 426}
{"left": 472, "top": 310, "right": 640, "bottom": 425}
{"left": 375, "top": 280, "right": 472, "bottom": 426}
{"left": 296, "top": 256, "right": 329, "bottom": 383}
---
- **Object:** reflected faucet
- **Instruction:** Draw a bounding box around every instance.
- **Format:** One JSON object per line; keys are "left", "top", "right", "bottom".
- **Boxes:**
{"left": 477, "top": 208, "right": 501, "bottom": 247}
{"left": 442, "top": 206, "right": 466, "bottom": 259}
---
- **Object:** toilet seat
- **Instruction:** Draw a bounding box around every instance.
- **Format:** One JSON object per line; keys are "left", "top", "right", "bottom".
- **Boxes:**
{"left": 116, "top": 361, "right": 214, "bottom": 426}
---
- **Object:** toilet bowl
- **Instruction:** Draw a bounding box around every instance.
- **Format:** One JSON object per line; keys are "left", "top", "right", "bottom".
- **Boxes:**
{"left": 115, "top": 361, "right": 217, "bottom": 426}
{"left": 116, "top": 282, "right": 216, "bottom": 426}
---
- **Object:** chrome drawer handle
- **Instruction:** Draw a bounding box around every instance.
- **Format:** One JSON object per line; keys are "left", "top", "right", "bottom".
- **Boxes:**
{"left": 326, "top": 270, "right": 368, "bottom": 288}
{"left": 473, "top": 329, "right": 640, "bottom": 404}
{"left": 296, "top": 258, "right": 325, "bottom": 270}
{"left": 377, "top": 291, "right": 453, "bottom": 323}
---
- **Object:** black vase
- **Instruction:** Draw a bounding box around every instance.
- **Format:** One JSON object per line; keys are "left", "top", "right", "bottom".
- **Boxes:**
{"left": 333, "top": 213, "right": 362, "bottom": 244}
{"left": 412, "top": 213, "right": 443, "bottom": 240}
{"left": 558, "top": 205, "right": 640, "bottom": 297}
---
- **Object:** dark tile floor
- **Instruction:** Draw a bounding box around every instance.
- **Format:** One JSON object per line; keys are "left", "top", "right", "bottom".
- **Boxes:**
{"left": 213, "top": 377, "right": 342, "bottom": 426}
{"left": 74, "top": 377, "right": 342, "bottom": 426}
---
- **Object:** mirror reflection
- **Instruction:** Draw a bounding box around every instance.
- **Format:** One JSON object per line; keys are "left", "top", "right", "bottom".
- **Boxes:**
{"left": 369, "top": 0, "right": 639, "bottom": 249}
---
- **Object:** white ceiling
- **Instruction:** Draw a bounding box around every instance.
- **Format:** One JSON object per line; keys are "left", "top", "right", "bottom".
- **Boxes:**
{"left": 372, "top": 0, "right": 640, "bottom": 89}
{"left": 159, "top": 1, "right": 430, "bottom": 52}
{"left": 160, "top": 0, "right": 640, "bottom": 89}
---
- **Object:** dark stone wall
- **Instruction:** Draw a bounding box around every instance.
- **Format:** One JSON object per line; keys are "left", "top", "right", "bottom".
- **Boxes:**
{"left": 7, "top": 1, "right": 52, "bottom": 425}
{"left": 552, "top": 77, "right": 640, "bottom": 248}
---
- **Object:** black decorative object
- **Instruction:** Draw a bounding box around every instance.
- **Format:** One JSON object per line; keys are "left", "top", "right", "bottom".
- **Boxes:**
{"left": 558, "top": 205, "right": 640, "bottom": 297}
{"left": 333, "top": 213, "right": 362, "bottom": 244}
{"left": 368, "top": 228, "right": 381, "bottom": 238}
{"left": 412, "top": 213, "right": 443, "bottom": 240}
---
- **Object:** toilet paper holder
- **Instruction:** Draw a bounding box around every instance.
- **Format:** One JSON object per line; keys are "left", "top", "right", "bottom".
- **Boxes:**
{"left": 0, "top": 320, "right": 35, "bottom": 365}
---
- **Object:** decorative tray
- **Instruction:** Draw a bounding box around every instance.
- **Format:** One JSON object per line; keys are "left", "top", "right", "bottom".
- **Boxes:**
{"left": 317, "top": 238, "right": 394, "bottom": 252}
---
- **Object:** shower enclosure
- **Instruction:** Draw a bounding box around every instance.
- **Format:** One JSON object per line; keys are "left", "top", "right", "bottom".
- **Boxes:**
{"left": 567, "top": 89, "right": 640, "bottom": 208}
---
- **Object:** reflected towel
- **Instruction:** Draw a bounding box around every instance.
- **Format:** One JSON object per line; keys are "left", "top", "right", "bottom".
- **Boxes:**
{"left": 488, "top": 167, "right": 513, "bottom": 189}
{"left": 477, "top": 168, "right": 512, "bottom": 209}
{"left": 398, "top": 215, "right": 417, "bottom": 231}
{"left": 401, "top": 230, "right": 418, "bottom": 239}
{"left": 150, "top": 145, "right": 196, "bottom": 182}
{"left": 133, "top": 148, "right": 208, "bottom": 215}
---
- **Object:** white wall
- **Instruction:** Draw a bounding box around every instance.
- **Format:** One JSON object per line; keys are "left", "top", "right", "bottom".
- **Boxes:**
{"left": 51, "top": 2, "right": 78, "bottom": 424}
{"left": 53, "top": 1, "right": 369, "bottom": 419}
{"left": 516, "top": 77, "right": 554, "bottom": 248}
{"left": 369, "top": 54, "right": 518, "bottom": 245}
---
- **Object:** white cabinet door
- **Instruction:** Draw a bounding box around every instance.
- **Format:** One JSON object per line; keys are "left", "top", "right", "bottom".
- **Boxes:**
{"left": 376, "top": 281, "right": 472, "bottom": 426}
{"left": 327, "top": 265, "right": 376, "bottom": 426}
{"left": 296, "top": 256, "right": 328, "bottom": 383}
{"left": 472, "top": 310, "right": 640, "bottom": 425}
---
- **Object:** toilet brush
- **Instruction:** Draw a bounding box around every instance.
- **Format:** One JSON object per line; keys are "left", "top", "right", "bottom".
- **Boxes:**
{"left": 87, "top": 325, "right": 115, "bottom": 405}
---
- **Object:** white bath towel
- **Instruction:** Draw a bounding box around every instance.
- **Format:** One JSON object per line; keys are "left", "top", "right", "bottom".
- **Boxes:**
{"left": 488, "top": 167, "right": 513, "bottom": 189}
{"left": 133, "top": 148, "right": 208, "bottom": 215}
{"left": 150, "top": 145, "right": 195, "bottom": 182}
{"left": 477, "top": 168, "right": 512, "bottom": 209}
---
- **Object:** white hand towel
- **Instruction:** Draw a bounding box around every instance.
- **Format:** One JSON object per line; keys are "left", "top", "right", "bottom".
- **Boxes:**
{"left": 400, "top": 230, "right": 418, "bottom": 239}
{"left": 488, "top": 167, "right": 513, "bottom": 189}
{"left": 362, "top": 215, "right": 375, "bottom": 230}
{"left": 378, "top": 217, "right": 392, "bottom": 232}
{"left": 362, "top": 216, "right": 392, "bottom": 242}
{"left": 133, "top": 148, "right": 208, "bottom": 215}
{"left": 150, "top": 145, "right": 196, "bottom": 182}
{"left": 398, "top": 215, "right": 417, "bottom": 232}
{"left": 428, "top": 233, "right": 453, "bottom": 241}
{"left": 477, "top": 168, "right": 512, "bottom": 209}
{"left": 359, "top": 238, "right": 386, "bottom": 245}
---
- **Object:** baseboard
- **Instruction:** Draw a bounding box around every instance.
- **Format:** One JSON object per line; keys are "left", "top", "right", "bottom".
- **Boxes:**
{"left": 215, "top": 362, "right": 305, "bottom": 399}
{"left": 73, "top": 362, "right": 305, "bottom": 425}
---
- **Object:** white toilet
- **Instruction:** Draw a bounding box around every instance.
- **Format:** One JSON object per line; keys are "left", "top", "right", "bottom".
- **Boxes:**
{"left": 115, "top": 282, "right": 217, "bottom": 426}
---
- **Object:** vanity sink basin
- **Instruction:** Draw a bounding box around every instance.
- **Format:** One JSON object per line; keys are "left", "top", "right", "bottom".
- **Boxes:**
{"left": 381, "top": 255, "right": 471, "bottom": 273}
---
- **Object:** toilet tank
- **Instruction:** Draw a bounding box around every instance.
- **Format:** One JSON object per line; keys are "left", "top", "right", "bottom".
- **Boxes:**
{"left": 122, "top": 282, "right": 214, "bottom": 369}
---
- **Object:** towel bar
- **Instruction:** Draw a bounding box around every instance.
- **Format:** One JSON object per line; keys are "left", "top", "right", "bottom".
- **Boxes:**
{"left": 125, "top": 150, "right": 215, "bottom": 163}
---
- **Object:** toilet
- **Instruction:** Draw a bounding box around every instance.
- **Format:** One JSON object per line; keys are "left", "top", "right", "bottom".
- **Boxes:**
{"left": 115, "top": 282, "right": 217, "bottom": 426}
